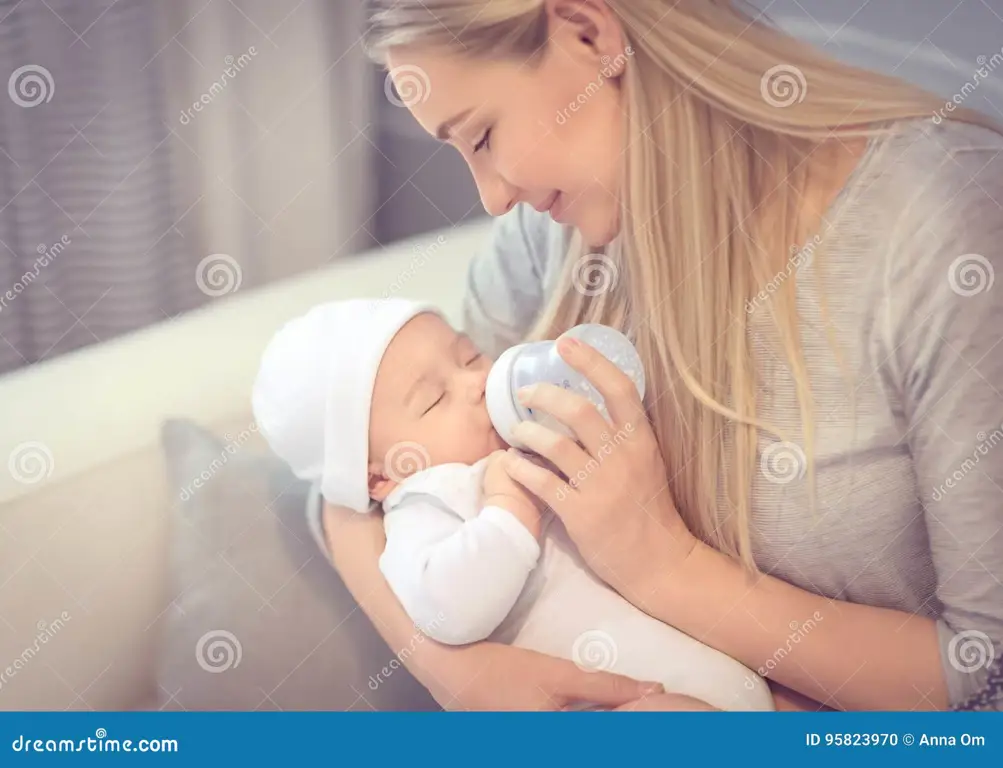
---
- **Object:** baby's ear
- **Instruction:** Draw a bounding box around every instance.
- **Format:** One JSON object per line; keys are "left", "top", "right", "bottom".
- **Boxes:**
{"left": 367, "top": 461, "right": 396, "bottom": 503}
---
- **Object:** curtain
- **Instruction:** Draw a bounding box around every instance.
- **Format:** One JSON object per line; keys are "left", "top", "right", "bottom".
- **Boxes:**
{"left": 0, "top": 0, "right": 374, "bottom": 375}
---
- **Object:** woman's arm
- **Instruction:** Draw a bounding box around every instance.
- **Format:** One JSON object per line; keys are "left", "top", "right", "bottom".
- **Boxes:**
{"left": 769, "top": 681, "right": 834, "bottom": 712}
{"left": 322, "top": 503, "right": 454, "bottom": 693}
{"left": 638, "top": 542, "right": 947, "bottom": 711}
{"left": 321, "top": 501, "right": 668, "bottom": 710}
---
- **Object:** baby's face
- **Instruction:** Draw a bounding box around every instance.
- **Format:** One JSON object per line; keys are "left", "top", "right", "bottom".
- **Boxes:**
{"left": 368, "top": 312, "right": 507, "bottom": 499}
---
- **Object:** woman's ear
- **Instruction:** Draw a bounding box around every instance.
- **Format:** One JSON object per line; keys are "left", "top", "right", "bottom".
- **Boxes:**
{"left": 545, "top": 0, "right": 626, "bottom": 63}
{"left": 368, "top": 461, "right": 396, "bottom": 503}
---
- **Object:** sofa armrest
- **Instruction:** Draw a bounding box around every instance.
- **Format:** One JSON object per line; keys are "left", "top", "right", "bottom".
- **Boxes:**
{"left": 0, "top": 218, "right": 491, "bottom": 506}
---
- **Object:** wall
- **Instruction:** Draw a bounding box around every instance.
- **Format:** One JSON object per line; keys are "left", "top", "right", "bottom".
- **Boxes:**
{"left": 372, "top": 79, "right": 485, "bottom": 245}
{"left": 760, "top": 0, "right": 1003, "bottom": 117}
{"left": 758, "top": 0, "right": 1003, "bottom": 71}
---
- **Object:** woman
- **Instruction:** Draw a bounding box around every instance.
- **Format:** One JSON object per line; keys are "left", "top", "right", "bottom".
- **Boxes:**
{"left": 322, "top": 0, "right": 1003, "bottom": 710}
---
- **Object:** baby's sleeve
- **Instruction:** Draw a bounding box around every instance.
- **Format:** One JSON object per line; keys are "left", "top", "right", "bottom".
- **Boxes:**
{"left": 379, "top": 500, "right": 541, "bottom": 645}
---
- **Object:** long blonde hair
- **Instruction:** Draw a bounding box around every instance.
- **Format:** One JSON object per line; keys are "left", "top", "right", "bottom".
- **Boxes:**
{"left": 365, "top": 0, "right": 998, "bottom": 568}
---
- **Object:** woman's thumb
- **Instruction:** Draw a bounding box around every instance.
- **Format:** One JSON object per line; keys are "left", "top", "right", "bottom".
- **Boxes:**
{"left": 558, "top": 666, "right": 664, "bottom": 706}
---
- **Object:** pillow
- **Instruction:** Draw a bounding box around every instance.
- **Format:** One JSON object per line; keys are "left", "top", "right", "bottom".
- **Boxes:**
{"left": 154, "top": 418, "right": 439, "bottom": 711}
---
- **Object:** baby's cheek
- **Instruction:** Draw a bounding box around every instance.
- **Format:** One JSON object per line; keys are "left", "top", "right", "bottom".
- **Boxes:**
{"left": 455, "top": 424, "right": 492, "bottom": 465}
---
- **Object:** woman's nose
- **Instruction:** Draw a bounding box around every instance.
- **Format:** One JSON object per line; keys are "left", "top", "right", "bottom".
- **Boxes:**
{"left": 472, "top": 166, "right": 518, "bottom": 218}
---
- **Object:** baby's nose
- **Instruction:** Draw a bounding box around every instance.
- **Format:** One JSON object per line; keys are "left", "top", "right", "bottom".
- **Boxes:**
{"left": 463, "top": 370, "right": 487, "bottom": 404}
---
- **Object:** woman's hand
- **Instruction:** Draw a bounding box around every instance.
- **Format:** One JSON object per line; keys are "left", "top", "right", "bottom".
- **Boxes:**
{"left": 501, "top": 333, "right": 697, "bottom": 600}
{"left": 613, "top": 693, "right": 721, "bottom": 711}
{"left": 425, "top": 641, "right": 667, "bottom": 711}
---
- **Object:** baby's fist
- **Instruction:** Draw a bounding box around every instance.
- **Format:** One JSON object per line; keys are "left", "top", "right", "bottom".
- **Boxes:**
{"left": 483, "top": 449, "right": 515, "bottom": 496}
{"left": 482, "top": 450, "right": 545, "bottom": 536}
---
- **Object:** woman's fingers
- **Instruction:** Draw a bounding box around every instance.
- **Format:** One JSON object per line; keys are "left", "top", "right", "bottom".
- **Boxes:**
{"left": 612, "top": 693, "right": 721, "bottom": 711}
{"left": 516, "top": 382, "right": 610, "bottom": 455}
{"left": 504, "top": 449, "right": 570, "bottom": 508}
{"left": 508, "top": 447, "right": 564, "bottom": 478}
{"left": 509, "top": 421, "right": 591, "bottom": 481}
{"left": 549, "top": 660, "right": 665, "bottom": 708}
{"left": 555, "top": 335, "right": 646, "bottom": 428}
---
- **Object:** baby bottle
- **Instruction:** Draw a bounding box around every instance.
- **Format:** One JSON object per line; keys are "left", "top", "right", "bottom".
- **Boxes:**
{"left": 486, "top": 324, "right": 645, "bottom": 449}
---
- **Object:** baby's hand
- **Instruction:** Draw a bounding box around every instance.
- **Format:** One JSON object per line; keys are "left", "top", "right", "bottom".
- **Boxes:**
{"left": 483, "top": 450, "right": 545, "bottom": 538}
{"left": 484, "top": 450, "right": 549, "bottom": 509}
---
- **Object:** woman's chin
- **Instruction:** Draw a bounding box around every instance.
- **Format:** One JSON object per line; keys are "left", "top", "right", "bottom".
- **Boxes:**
{"left": 578, "top": 213, "right": 620, "bottom": 249}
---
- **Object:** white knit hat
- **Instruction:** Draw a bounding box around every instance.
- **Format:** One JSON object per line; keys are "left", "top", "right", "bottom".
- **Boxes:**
{"left": 251, "top": 298, "right": 441, "bottom": 515}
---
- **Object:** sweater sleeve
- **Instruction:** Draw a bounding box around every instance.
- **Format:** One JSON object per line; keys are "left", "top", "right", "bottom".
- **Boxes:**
{"left": 379, "top": 500, "right": 541, "bottom": 646}
{"left": 882, "top": 134, "right": 1003, "bottom": 709}
{"left": 461, "top": 203, "right": 565, "bottom": 360}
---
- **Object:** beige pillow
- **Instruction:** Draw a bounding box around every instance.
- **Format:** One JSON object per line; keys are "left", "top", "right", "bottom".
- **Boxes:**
{"left": 155, "top": 419, "right": 438, "bottom": 710}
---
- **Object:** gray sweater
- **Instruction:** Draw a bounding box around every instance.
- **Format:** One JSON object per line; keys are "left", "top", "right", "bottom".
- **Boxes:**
{"left": 461, "top": 118, "right": 1003, "bottom": 709}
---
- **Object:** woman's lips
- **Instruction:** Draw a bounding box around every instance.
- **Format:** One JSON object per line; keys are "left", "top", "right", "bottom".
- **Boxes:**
{"left": 548, "top": 192, "right": 568, "bottom": 223}
{"left": 532, "top": 191, "right": 569, "bottom": 224}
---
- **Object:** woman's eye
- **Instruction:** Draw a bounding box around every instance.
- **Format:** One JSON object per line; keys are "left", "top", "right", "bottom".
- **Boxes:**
{"left": 473, "top": 128, "right": 491, "bottom": 154}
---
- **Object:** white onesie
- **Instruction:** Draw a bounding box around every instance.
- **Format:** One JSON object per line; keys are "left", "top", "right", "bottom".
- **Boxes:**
{"left": 373, "top": 457, "right": 775, "bottom": 711}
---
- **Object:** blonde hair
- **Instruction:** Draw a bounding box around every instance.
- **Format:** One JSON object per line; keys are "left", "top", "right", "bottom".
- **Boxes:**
{"left": 365, "top": 0, "right": 999, "bottom": 568}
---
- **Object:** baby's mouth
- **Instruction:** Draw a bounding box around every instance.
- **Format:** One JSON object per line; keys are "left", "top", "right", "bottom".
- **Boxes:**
{"left": 490, "top": 427, "right": 508, "bottom": 449}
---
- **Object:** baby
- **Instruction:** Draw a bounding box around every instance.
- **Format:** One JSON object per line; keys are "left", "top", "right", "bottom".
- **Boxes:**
{"left": 252, "top": 298, "right": 774, "bottom": 711}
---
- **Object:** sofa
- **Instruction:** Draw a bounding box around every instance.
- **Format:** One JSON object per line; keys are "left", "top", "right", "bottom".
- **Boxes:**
{"left": 0, "top": 218, "right": 494, "bottom": 711}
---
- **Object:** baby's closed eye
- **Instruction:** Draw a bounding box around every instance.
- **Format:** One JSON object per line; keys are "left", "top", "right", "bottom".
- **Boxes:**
{"left": 422, "top": 390, "right": 445, "bottom": 415}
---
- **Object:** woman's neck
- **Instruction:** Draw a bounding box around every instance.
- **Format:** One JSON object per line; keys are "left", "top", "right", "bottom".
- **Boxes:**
{"left": 810, "top": 138, "right": 869, "bottom": 219}
{"left": 797, "top": 136, "right": 870, "bottom": 244}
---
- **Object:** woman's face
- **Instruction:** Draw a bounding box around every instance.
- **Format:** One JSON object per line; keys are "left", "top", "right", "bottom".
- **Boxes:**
{"left": 386, "top": 3, "right": 627, "bottom": 247}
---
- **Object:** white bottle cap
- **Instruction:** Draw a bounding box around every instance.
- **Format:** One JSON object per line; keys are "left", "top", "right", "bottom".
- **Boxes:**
{"left": 485, "top": 345, "right": 525, "bottom": 448}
